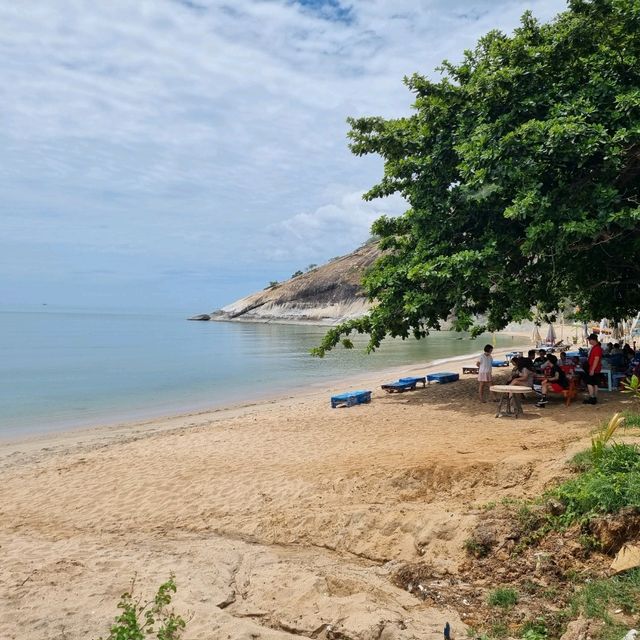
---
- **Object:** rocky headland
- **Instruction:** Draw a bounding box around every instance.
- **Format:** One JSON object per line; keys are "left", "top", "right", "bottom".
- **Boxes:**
{"left": 209, "top": 242, "right": 380, "bottom": 325}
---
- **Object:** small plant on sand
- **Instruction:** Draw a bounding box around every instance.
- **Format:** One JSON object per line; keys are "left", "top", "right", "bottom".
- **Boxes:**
{"left": 622, "top": 374, "right": 640, "bottom": 400}
{"left": 464, "top": 537, "right": 491, "bottom": 558}
{"left": 520, "top": 618, "right": 548, "bottom": 640}
{"left": 591, "top": 413, "right": 625, "bottom": 461}
{"left": 487, "top": 587, "right": 519, "bottom": 609}
{"left": 97, "top": 574, "right": 187, "bottom": 640}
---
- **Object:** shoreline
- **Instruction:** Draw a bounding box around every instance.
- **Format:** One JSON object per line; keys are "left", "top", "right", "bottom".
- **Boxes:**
{"left": 0, "top": 343, "right": 530, "bottom": 456}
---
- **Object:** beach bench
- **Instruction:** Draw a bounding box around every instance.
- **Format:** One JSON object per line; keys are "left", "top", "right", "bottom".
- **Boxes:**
{"left": 462, "top": 366, "right": 479, "bottom": 375}
{"left": 426, "top": 372, "right": 459, "bottom": 385}
{"left": 381, "top": 380, "right": 417, "bottom": 393}
{"left": 330, "top": 390, "right": 372, "bottom": 408}
{"left": 399, "top": 376, "right": 426, "bottom": 387}
{"left": 381, "top": 376, "right": 426, "bottom": 393}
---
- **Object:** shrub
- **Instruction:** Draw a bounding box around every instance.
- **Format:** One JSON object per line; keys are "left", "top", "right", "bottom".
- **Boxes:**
{"left": 549, "top": 413, "right": 640, "bottom": 524}
{"left": 552, "top": 442, "right": 640, "bottom": 523}
{"left": 97, "top": 574, "right": 187, "bottom": 640}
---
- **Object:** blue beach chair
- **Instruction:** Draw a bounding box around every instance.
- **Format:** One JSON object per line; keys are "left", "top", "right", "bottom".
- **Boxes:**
{"left": 398, "top": 376, "right": 427, "bottom": 387}
{"left": 330, "top": 390, "right": 372, "bottom": 408}
{"left": 426, "top": 372, "right": 459, "bottom": 384}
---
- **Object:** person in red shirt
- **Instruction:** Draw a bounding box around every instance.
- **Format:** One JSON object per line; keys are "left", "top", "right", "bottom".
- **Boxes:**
{"left": 582, "top": 333, "right": 603, "bottom": 405}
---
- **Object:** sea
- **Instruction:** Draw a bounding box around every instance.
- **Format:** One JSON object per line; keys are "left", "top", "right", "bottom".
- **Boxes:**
{"left": 0, "top": 307, "right": 519, "bottom": 438}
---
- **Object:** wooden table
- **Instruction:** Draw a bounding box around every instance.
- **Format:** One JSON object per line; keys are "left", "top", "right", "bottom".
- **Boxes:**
{"left": 490, "top": 385, "right": 533, "bottom": 418}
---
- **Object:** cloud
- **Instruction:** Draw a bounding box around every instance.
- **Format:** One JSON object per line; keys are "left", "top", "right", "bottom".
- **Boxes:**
{"left": 0, "top": 0, "right": 569, "bottom": 307}
{"left": 264, "top": 190, "right": 407, "bottom": 262}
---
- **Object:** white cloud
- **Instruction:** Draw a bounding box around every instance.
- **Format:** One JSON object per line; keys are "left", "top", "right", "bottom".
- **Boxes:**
{"left": 264, "top": 190, "right": 407, "bottom": 261}
{"left": 0, "top": 0, "right": 569, "bottom": 306}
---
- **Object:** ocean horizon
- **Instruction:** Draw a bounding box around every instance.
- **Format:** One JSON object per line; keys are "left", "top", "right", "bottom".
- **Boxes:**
{"left": 0, "top": 306, "right": 519, "bottom": 438}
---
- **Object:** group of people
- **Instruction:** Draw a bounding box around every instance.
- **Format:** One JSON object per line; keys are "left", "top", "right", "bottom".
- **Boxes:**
{"left": 477, "top": 332, "right": 608, "bottom": 407}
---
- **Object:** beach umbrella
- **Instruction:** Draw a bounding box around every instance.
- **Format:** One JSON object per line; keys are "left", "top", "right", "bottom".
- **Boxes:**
{"left": 532, "top": 326, "right": 542, "bottom": 344}
{"left": 612, "top": 323, "right": 622, "bottom": 342}
{"left": 546, "top": 324, "right": 556, "bottom": 344}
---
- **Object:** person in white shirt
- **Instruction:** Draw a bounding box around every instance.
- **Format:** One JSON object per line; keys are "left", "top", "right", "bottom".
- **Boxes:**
{"left": 476, "top": 344, "right": 494, "bottom": 402}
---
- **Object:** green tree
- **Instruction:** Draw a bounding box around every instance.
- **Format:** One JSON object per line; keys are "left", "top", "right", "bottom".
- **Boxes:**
{"left": 314, "top": 0, "right": 640, "bottom": 356}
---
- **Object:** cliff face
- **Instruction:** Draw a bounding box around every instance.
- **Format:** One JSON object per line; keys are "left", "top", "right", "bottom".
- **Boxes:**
{"left": 210, "top": 243, "right": 380, "bottom": 325}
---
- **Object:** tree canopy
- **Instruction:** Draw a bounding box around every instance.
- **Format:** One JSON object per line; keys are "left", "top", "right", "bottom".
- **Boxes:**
{"left": 313, "top": 0, "right": 640, "bottom": 356}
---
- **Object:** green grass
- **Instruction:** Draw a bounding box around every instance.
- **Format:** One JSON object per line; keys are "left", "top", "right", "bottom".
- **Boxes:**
{"left": 490, "top": 622, "right": 509, "bottom": 638}
{"left": 570, "top": 568, "right": 640, "bottom": 620}
{"left": 487, "top": 587, "right": 519, "bottom": 608}
{"left": 621, "top": 411, "right": 640, "bottom": 430}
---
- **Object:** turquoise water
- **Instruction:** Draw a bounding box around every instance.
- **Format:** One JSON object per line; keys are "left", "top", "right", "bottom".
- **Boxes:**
{"left": 0, "top": 307, "right": 519, "bottom": 437}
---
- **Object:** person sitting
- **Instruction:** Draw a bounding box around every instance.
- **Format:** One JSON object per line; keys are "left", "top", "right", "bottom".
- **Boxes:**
{"left": 626, "top": 350, "right": 640, "bottom": 381}
{"left": 623, "top": 343, "right": 635, "bottom": 363}
{"left": 535, "top": 354, "right": 569, "bottom": 407}
{"left": 510, "top": 357, "right": 535, "bottom": 388}
{"left": 559, "top": 351, "right": 568, "bottom": 366}
{"left": 611, "top": 343, "right": 623, "bottom": 355}
{"left": 509, "top": 356, "right": 520, "bottom": 381}
{"left": 533, "top": 349, "right": 547, "bottom": 371}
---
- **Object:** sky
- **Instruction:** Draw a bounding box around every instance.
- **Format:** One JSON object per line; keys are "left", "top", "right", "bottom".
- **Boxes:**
{"left": 1, "top": 0, "right": 568, "bottom": 313}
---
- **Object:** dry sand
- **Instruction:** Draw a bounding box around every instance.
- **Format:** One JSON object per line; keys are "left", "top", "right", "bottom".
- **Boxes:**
{"left": 0, "top": 350, "right": 628, "bottom": 640}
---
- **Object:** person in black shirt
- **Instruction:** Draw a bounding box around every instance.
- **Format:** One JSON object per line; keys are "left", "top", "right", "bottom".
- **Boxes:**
{"left": 533, "top": 349, "right": 548, "bottom": 371}
{"left": 535, "top": 354, "right": 569, "bottom": 407}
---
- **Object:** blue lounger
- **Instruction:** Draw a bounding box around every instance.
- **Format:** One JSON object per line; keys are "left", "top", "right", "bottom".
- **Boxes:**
{"left": 427, "top": 372, "right": 459, "bottom": 384}
{"left": 381, "top": 380, "right": 417, "bottom": 393}
{"left": 398, "top": 376, "right": 427, "bottom": 387}
{"left": 492, "top": 360, "right": 509, "bottom": 367}
{"left": 331, "top": 390, "right": 372, "bottom": 408}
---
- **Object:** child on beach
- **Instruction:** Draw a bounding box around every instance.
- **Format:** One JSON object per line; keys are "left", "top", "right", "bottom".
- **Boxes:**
{"left": 477, "top": 344, "right": 493, "bottom": 402}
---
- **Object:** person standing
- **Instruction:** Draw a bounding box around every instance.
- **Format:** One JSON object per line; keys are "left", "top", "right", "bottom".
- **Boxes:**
{"left": 477, "top": 344, "right": 493, "bottom": 402}
{"left": 582, "top": 333, "right": 603, "bottom": 405}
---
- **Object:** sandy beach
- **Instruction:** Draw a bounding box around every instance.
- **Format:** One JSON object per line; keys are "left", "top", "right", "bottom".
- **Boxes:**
{"left": 0, "top": 348, "right": 626, "bottom": 640}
